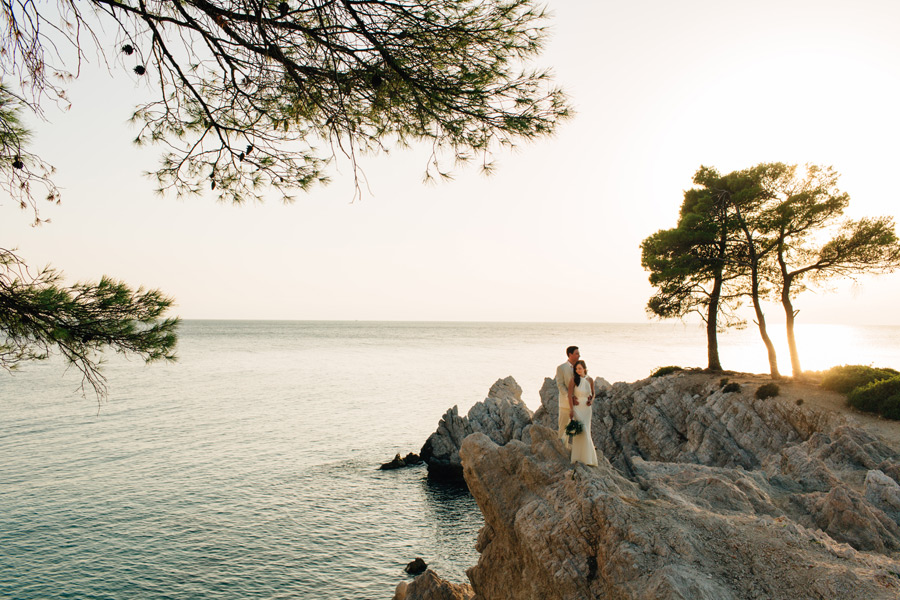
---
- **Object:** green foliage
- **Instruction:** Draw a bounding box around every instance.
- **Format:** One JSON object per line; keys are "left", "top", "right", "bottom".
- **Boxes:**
{"left": 644, "top": 160, "right": 900, "bottom": 379}
{"left": 755, "top": 383, "right": 780, "bottom": 400}
{"left": 847, "top": 376, "right": 900, "bottom": 420}
{"left": 2, "top": 91, "right": 177, "bottom": 400}
{"left": 640, "top": 175, "right": 744, "bottom": 323}
{"left": 0, "top": 84, "right": 59, "bottom": 222}
{"left": 1, "top": 248, "right": 178, "bottom": 400}
{"left": 722, "top": 382, "right": 742, "bottom": 394}
{"left": 1, "top": 0, "right": 571, "bottom": 204}
{"left": 640, "top": 166, "right": 759, "bottom": 372}
{"left": 651, "top": 366, "right": 683, "bottom": 378}
{"left": 761, "top": 164, "right": 900, "bottom": 376}
{"left": 820, "top": 365, "right": 899, "bottom": 394}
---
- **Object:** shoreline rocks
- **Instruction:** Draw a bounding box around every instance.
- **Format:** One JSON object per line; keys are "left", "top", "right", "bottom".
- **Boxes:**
{"left": 461, "top": 425, "right": 900, "bottom": 599}
{"left": 393, "top": 569, "right": 474, "bottom": 600}
{"left": 420, "top": 376, "right": 533, "bottom": 480}
{"left": 380, "top": 452, "right": 424, "bottom": 470}
{"left": 404, "top": 557, "right": 428, "bottom": 575}
{"left": 401, "top": 371, "right": 900, "bottom": 599}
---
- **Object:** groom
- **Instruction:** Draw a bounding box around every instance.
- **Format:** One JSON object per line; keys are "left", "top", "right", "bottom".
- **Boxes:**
{"left": 555, "top": 346, "right": 580, "bottom": 440}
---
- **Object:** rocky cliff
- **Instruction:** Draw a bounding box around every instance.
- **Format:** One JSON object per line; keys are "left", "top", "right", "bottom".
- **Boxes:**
{"left": 401, "top": 372, "right": 900, "bottom": 599}
{"left": 420, "top": 376, "right": 533, "bottom": 480}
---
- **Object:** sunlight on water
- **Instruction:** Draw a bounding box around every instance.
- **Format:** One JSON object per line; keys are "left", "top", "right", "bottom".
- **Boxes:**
{"left": 716, "top": 323, "right": 897, "bottom": 375}
{"left": 794, "top": 324, "right": 863, "bottom": 372}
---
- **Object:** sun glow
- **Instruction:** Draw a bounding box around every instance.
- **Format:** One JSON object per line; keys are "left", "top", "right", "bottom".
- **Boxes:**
{"left": 791, "top": 324, "right": 865, "bottom": 373}
{"left": 714, "top": 322, "right": 897, "bottom": 376}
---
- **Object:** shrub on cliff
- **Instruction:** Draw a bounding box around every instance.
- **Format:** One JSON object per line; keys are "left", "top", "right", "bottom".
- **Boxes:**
{"left": 820, "top": 365, "right": 899, "bottom": 394}
{"left": 651, "top": 366, "right": 683, "bottom": 378}
{"left": 722, "top": 382, "right": 742, "bottom": 394}
{"left": 847, "top": 376, "right": 900, "bottom": 420}
{"left": 755, "top": 383, "right": 780, "bottom": 400}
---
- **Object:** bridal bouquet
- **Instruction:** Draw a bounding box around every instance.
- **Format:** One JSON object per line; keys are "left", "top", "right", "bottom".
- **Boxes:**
{"left": 565, "top": 419, "right": 583, "bottom": 443}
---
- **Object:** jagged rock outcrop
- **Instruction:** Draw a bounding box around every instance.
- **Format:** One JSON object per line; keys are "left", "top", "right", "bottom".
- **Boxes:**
{"left": 535, "top": 372, "right": 847, "bottom": 473}
{"left": 867, "top": 469, "right": 900, "bottom": 523}
{"left": 420, "top": 376, "right": 533, "bottom": 480}
{"left": 393, "top": 570, "right": 474, "bottom": 600}
{"left": 533, "top": 372, "right": 900, "bottom": 554}
{"left": 460, "top": 425, "right": 900, "bottom": 600}
{"left": 407, "top": 371, "right": 900, "bottom": 599}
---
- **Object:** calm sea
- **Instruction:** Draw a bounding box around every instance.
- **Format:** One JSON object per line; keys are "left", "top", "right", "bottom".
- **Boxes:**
{"left": 2, "top": 320, "right": 899, "bottom": 599}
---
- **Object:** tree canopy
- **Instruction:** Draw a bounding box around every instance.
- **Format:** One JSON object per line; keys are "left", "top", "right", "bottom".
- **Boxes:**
{"left": 1, "top": 0, "right": 570, "bottom": 399}
{"left": 641, "top": 167, "right": 748, "bottom": 371}
{"left": 2, "top": 0, "right": 570, "bottom": 203}
{"left": 758, "top": 164, "right": 900, "bottom": 376}
{"left": 642, "top": 162, "right": 900, "bottom": 377}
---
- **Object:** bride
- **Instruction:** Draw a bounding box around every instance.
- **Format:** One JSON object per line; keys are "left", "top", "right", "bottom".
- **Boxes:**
{"left": 567, "top": 360, "right": 598, "bottom": 466}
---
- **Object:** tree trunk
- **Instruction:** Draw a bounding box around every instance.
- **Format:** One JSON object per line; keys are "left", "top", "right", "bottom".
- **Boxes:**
{"left": 783, "top": 294, "right": 801, "bottom": 377}
{"left": 750, "top": 265, "right": 780, "bottom": 378}
{"left": 778, "top": 259, "right": 802, "bottom": 377}
{"left": 734, "top": 202, "right": 779, "bottom": 378}
{"left": 706, "top": 273, "right": 723, "bottom": 371}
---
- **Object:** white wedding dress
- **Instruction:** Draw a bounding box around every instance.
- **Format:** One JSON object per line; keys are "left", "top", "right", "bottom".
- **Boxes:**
{"left": 570, "top": 378, "right": 598, "bottom": 466}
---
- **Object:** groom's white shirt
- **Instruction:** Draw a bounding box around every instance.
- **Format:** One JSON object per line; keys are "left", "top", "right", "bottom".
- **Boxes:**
{"left": 555, "top": 361, "right": 574, "bottom": 439}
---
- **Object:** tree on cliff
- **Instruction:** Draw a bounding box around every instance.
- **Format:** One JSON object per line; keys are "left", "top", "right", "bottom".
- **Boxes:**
{"left": 714, "top": 162, "right": 900, "bottom": 378}
{"left": 720, "top": 164, "right": 784, "bottom": 378}
{"left": 2, "top": 0, "right": 570, "bottom": 398}
{"left": 641, "top": 167, "right": 746, "bottom": 372}
{"left": 645, "top": 161, "right": 900, "bottom": 379}
{"left": 755, "top": 164, "right": 900, "bottom": 377}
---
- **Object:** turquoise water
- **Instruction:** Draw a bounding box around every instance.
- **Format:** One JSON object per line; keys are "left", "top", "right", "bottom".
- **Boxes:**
{"left": 2, "top": 320, "right": 899, "bottom": 599}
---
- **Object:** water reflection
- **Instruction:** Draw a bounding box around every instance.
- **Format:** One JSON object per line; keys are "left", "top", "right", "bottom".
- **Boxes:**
{"left": 422, "top": 477, "right": 477, "bottom": 516}
{"left": 416, "top": 476, "right": 483, "bottom": 582}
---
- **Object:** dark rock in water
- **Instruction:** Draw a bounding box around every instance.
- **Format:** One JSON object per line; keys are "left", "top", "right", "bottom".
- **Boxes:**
{"left": 380, "top": 454, "right": 407, "bottom": 470}
{"left": 420, "top": 405, "right": 471, "bottom": 481}
{"left": 405, "top": 557, "right": 427, "bottom": 575}
{"left": 420, "top": 458, "right": 468, "bottom": 483}
{"left": 380, "top": 452, "right": 424, "bottom": 470}
{"left": 403, "top": 452, "right": 423, "bottom": 465}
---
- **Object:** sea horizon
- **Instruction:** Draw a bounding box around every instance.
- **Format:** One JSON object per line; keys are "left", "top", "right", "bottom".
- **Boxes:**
{"left": 174, "top": 317, "right": 900, "bottom": 327}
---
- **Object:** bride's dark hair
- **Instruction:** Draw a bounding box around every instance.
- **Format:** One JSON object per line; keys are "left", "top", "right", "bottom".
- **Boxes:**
{"left": 573, "top": 360, "right": 587, "bottom": 387}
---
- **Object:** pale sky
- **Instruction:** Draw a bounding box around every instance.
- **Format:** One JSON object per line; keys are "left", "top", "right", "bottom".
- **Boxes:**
{"left": 4, "top": 0, "right": 900, "bottom": 324}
